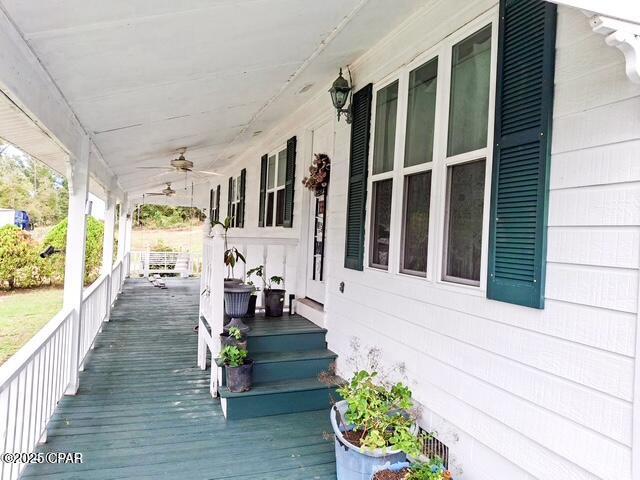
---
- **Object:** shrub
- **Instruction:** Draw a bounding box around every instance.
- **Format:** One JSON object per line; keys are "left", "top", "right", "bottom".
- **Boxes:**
{"left": 43, "top": 217, "right": 104, "bottom": 285}
{"left": 150, "top": 239, "right": 173, "bottom": 252}
{"left": 0, "top": 225, "right": 48, "bottom": 289}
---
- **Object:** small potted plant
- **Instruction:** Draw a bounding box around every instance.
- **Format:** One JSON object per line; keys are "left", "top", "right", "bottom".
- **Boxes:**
{"left": 372, "top": 457, "right": 452, "bottom": 480}
{"left": 247, "top": 265, "right": 285, "bottom": 317}
{"left": 330, "top": 370, "right": 420, "bottom": 479}
{"left": 220, "top": 326, "right": 247, "bottom": 350}
{"left": 219, "top": 345, "right": 253, "bottom": 393}
{"left": 212, "top": 216, "right": 246, "bottom": 283}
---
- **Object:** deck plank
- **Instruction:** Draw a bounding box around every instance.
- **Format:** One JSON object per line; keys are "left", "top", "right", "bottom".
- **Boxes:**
{"left": 23, "top": 278, "right": 336, "bottom": 480}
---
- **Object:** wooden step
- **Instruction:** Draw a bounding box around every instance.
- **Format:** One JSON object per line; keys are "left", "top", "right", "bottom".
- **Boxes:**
{"left": 219, "top": 378, "right": 339, "bottom": 420}
{"left": 239, "top": 314, "right": 328, "bottom": 353}
{"left": 216, "top": 349, "right": 337, "bottom": 385}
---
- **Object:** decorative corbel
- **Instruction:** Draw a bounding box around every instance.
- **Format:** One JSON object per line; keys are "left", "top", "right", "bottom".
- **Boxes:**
{"left": 591, "top": 15, "right": 640, "bottom": 84}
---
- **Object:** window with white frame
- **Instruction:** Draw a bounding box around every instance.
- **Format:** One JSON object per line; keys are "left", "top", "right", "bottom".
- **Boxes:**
{"left": 366, "top": 18, "right": 494, "bottom": 287}
{"left": 230, "top": 175, "right": 241, "bottom": 227}
{"left": 264, "top": 147, "right": 287, "bottom": 227}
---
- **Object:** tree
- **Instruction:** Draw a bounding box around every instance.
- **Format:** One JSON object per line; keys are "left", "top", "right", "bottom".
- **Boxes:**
{"left": 0, "top": 142, "right": 68, "bottom": 227}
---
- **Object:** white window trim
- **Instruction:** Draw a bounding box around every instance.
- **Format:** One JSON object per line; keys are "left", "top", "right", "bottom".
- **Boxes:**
{"left": 229, "top": 175, "right": 241, "bottom": 227}
{"left": 263, "top": 144, "right": 287, "bottom": 228}
{"left": 363, "top": 8, "right": 498, "bottom": 295}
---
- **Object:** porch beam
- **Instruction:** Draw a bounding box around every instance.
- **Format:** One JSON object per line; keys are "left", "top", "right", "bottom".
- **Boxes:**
{"left": 0, "top": 5, "right": 122, "bottom": 193}
{"left": 62, "top": 137, "right": 91, "bottom": 396}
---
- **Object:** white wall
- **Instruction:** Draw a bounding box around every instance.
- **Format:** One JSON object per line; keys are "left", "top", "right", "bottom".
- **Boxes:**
{"left": 208, "top": 3, "right": 640, "bottom": 478}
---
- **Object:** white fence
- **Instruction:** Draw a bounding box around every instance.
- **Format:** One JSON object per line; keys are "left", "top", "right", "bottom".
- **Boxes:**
{"left": 197, "top": 232, "right": 298, "bottom": 397}
{"left": 129, "top": 251, "right": 202, "bottom": 277}
{"left": 0, "top": 253, "right": 130, "bottom": 480}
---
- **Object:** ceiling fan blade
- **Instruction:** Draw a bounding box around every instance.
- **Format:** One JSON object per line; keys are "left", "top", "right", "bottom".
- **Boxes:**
{"left": 144, "top": 192, "right": 166, "bottom": 196}
{"left": 136, "top": 166, "right": 173, "bottom": 170}
{"left": 193, "top": 170, "right": 222, "bottom": 176}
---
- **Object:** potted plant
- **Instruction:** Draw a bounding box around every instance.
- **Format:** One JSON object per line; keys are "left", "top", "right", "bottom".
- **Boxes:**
{"left": 330, "top": 370, "right": 420, "bottom": 480}
{"left": 212, "top": 216, "right": 246, "bottom": 283}
{"left": 219, "top": 345, "right": 253, "bottom": 393}
{"left": 247, "top": 265, "right": 285, "bottom": 317}
{"left": 220, "top": 326, "right": 247, "bottom": 350}
{"left": 371, "top": 457, "right": 452, "bottom": 480}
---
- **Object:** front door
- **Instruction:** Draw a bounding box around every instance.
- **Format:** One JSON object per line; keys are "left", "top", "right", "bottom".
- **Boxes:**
{"left": 305, "top": 121, "right": 334, "bottom": 304}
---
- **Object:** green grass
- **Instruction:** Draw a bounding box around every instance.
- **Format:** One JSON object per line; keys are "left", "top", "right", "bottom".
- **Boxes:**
{"left": 0, "top": 288, "right": 63, "bottom": 365}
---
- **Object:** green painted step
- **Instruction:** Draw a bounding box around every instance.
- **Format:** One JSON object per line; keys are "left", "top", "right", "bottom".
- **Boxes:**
{"left": 225, "top": 313, "right": 328, "bottom": 353}
{"left": 219, "top": 377, "right": 339, "bottom": 420}
{"left": 216, "top": 348, "right": 337, "bottom": 385}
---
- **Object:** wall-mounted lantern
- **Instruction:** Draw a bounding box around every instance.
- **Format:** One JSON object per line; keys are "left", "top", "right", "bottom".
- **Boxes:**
{"left": 329, "top": 68, "right": 353, "bottom": 123}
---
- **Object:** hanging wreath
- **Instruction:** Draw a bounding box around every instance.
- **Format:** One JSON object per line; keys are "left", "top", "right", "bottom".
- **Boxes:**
{"left": 302, "top": 153, "right": 331, "bottom": 197}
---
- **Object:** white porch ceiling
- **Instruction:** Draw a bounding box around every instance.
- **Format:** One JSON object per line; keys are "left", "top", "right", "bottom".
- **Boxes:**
{"left": 0, "top": 0, "right": 429, "bottom": 198}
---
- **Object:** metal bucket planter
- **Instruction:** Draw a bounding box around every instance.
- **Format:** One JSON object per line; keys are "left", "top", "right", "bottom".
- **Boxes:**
{"left": 225, "top": 360, "right": 254, "bottom": 392}
{"left": 331, "top": 400, "right": 408, "bottom": 480}
{"left": 219, "top": 332, "right": 248, "bottom": 350}
{"left": 223, "top": 284, "right": 253, "bottom": 333}
{"left": 244, "top": 294, "right": 257, "bottom": 318}
{"left": 264, "top": 289, "right": 285, "bottom": 317}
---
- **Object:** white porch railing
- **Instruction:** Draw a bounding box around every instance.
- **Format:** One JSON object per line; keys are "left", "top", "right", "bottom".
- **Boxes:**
{"left": 197, "top": 231, "right": 298, "bottom": 397}
{"left": 0, "top": 252, "right": 130, "bottom": 480}
{"left": 129, "top": 250, "right": 202, "bottom": 278}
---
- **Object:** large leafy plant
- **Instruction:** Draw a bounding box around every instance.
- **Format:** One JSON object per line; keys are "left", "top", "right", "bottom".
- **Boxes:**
{"left": 337, "top": 370, "right": 420, "bottom": 456}
{"left": 219, "top": 345, "right": 248, "bottom": 367}
{"left": 246, "top": 265, "right": 283, "bottom": 291}
{"left": 212, "top": 216, "right": 245, "bottom": 278}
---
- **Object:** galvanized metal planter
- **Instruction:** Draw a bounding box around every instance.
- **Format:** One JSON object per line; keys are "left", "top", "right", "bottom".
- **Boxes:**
{"left": 223, "top": 284, "right": 253, "bottom": 332}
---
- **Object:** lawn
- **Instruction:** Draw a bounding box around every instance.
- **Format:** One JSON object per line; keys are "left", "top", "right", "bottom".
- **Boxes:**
{"left": 131, "top": 226, "right": 204, "bottom": 254}
{"left": 0, "top": 288, "right": 63, "bottom": 366}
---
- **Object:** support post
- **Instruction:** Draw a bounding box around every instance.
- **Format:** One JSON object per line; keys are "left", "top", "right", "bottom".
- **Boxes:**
{"left": 210, "top": 226, "right": 225, "bottom": 397}
{"left": 102, "top": 191, "right": 116, "bottom": 322}
{"left": 63, "top": 139, "right": 90, "bottom": 396}
{"left": 117, "top": 197, "right": 128, "bottom": 260}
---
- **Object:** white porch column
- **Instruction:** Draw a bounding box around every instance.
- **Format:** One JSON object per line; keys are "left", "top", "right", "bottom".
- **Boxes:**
{"left": 102, "top": 191, "right": 116, "bottom": 321}
{"left": 117, "top": 196, "right": 128, "bottom": 260}
{"left": 63, "top": 138, "right": 90, "bottom": 396}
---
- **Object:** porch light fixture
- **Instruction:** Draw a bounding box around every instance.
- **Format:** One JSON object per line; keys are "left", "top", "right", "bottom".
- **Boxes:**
{"left": 329, "top": 67, "right": 353, "bottom": 123}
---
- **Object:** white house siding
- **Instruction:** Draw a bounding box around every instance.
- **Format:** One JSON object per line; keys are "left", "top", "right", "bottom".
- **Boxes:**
{"left": 211, "top": 3, "right": 640, "bottom": 478}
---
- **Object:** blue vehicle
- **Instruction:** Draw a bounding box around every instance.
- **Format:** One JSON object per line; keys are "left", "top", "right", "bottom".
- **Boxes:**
{"left": 0, "top": 208, "right": 33, "bottom": 230}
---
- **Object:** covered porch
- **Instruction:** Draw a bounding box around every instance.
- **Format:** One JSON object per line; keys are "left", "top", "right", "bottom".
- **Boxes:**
{"left": 22, "top": 278, "right": 335, "bottom": 479}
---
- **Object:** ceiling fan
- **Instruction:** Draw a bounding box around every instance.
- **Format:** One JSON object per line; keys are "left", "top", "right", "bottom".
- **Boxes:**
{"left": 136, "top": 148, "right": 221, "bottom": 177}
{"left": 144, "top": 182, "right": 184, "bottom": 197}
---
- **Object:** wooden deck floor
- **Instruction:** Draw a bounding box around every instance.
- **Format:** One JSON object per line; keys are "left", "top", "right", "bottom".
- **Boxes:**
{"left": 23, "top": 278, "right": 336, "bottom": 479}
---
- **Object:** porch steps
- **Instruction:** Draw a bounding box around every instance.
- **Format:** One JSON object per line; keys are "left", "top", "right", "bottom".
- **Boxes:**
{"left": 218, "top": 313, "right": 340, "bottom": 420}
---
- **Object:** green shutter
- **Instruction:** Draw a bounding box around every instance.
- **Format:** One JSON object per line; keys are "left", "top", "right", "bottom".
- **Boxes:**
{"left": 227, "top": 176, "right": 233, "bottom": 224}
{"left": 209, "top": 188, "right": 214, "bottom": 226}
{"left": 258, "top": 154, "right": 267, "bottom": 227}
{"left": 487, "top": 0, "right": 556, "bottom": 309}
{"left": 344, "top": 83, "right": 373, "bottom": 271}
{"left": 283, "top": 136, "right": 296, "bottom": 228}
{"left": 237, "top": 168, "right": 246, "bottom": 228}
{"left": 215, "top": 185, "right": 221, "bottom": 222}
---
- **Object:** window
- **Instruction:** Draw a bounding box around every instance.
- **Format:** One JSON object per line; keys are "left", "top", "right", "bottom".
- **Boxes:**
{"left": 229, "top": 174, "right": 243, "bottom": 227}
{"left": 264, "top": 148, "right": 286, "bottom": 227}
{"left": 369, "top": 81, "right": 399, "bottom": 269}
{"left": 363, "top": 17, "right": 494, "bottom": 288}
{"left": 370, "top": 179, "right": 393, "bottom": 269}
{"left": 443, "top": 160, "right": 486, "bottom": 285}
{"left": 447, "top": 25, "right": 492, "bottom": 157}
{"left": 401, "top": 171, "right": 431, "bottom": 276}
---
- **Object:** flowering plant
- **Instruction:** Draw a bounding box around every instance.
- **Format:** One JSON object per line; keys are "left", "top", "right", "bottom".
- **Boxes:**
{"left": 302, "top": 153, "right": 330, "bottom": 196}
